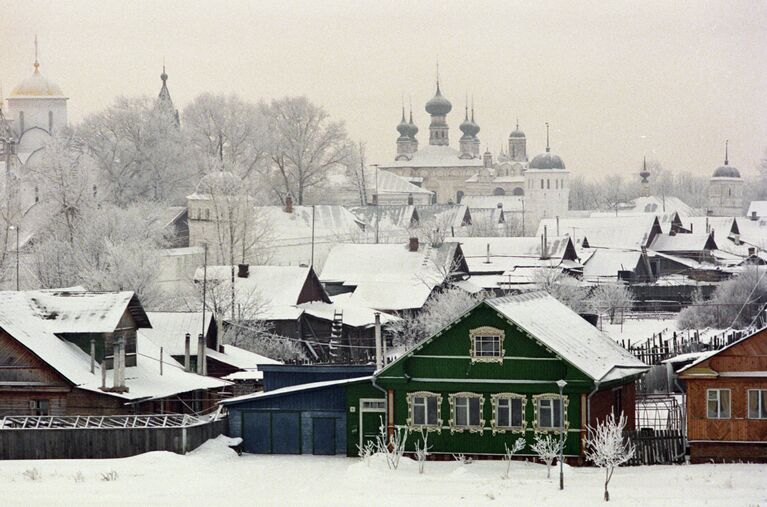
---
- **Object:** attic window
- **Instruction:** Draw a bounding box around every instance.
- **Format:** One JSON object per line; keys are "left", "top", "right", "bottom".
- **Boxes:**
{"left": 469, "top": 326, "right": 504, "bottom": 363}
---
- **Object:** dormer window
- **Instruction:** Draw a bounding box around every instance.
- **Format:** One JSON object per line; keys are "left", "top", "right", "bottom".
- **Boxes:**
{"left": 469, "top": 326, "right": 504, "bottom": 363}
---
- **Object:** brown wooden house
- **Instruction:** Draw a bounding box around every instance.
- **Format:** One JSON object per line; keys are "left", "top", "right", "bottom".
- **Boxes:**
{"left": 679, "top": 327, "right": 767, "bottom": 463}
{"left": 0, "top": 290, "right": 230, "bottom": 416}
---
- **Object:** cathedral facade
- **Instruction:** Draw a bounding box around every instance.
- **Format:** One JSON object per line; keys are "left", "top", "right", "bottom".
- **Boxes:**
{"left": 380, "top": 81, "right": 570, "bottom": 230}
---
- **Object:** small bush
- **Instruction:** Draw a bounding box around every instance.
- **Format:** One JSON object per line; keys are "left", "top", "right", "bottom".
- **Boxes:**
{"left": 100, "top": 470, "right": 119, "bottom": 482}
{"left": 23, "top": 468, "right": 42, "bottom": 481}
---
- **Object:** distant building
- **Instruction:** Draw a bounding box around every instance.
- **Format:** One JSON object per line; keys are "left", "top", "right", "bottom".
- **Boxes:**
{"left": 708, "top": 141, "right": 743, "bottom": 217}
{"left": 379, "top": 81, "right": 569, "bottom": 231}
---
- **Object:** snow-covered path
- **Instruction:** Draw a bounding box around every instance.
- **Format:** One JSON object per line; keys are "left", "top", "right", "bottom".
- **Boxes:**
{"left": 1, "top": 437, "right": 765, "bottom": 506}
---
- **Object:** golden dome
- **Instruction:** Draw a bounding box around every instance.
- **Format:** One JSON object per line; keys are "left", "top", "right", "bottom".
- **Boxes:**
{"left": 10, "top": 63, "right": 64, "bottom": 97}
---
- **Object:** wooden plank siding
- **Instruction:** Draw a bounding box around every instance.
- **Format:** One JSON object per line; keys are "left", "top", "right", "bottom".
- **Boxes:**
{"left": 680, "top": 327, "right": 767, "bottom": 462}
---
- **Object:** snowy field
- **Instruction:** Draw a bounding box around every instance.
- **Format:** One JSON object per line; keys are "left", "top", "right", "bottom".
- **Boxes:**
{"left": 1, "top": 437, "right": 765, "bottom": 507}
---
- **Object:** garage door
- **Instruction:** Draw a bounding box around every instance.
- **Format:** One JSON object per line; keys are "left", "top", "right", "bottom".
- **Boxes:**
{"left": 242, "top": 411, "right": 301, "bottom": 454}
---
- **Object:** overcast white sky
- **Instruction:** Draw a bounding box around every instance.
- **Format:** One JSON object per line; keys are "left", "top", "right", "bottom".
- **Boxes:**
{"left": 1, "top": 0, "right": 765, "bottom": 178}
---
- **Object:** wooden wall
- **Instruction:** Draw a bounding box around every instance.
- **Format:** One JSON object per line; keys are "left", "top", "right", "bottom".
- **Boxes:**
{"left": 686, "top": 378, "right": 767, "bottom": 442}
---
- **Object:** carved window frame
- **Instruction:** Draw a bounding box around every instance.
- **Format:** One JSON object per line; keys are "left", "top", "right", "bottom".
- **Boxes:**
{"left": 490, "top": 393, "right": 527, "bottom": 435}
{"left": 532, "top": 393, "right": 570, "bottom": 434}
{"left": 469, "top": 326, "right": 505, "bottom": 363}
{"left": 448, "top": 392, "right": 485, "bottom": 434}
{"left": 406, "top": 391, "right": 443, "bottom": 433}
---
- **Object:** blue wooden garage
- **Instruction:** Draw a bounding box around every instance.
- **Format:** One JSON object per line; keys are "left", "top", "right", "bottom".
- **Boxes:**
{"left": 221, "top": 377, "right": 370, "bottom": 455}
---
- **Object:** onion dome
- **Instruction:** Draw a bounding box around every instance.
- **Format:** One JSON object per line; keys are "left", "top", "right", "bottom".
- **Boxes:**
{"left": 425, "top": 82, "right": 452, "bottom": 116}
{"left": 510, "top": 119, "right": 525, "bottom": 138}
{"left": 11, "top": 61, "right": 64, "bottom": 97}
{"left": 468, "top": 106, "right": 480, "bottom": 138}
{"left": 459, "top": 106, "right": 474, "bottom": 139}
{"left": 407, "top": 109, "right": 418, "bottom": 138}
{"left": 712, "top": 140, "right": 740, "bottom": 178}
{"left": 396, "top": 108, "right": 410, "bottom": 139}
{"left": 639, "top": 157, "right": 651, "bottom": 183}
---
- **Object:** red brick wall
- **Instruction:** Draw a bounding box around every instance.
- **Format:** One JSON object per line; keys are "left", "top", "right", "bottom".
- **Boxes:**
{"left": 589, "top": 382, "right": 637, "bottom": 430}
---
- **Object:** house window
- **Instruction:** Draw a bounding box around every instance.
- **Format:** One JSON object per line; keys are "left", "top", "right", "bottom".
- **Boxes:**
{"left": 469, "top": 326, "right": 504, "bottom": 363}
{"left": 540, "top": 179, "right": 544, "bottom": 189}
{"left": 707, "top": 389, "right": 731, "bottom": 419}
{"left": 449, "top": 392, "right": 484, "bottom": 433}
{"left": 748, "top": 389, "right": 767, "bottom": 419}
{"left": 32, "top": 399, "right": 50, "bottom": 416}
{"left": 407, "top": 391, "right": 442, "bottom": 431}
{"left": 533, "top": 393, "right": 569, "bottom": 432}
{"left": 491, "top": 393, "right": 526, "bottom": 434}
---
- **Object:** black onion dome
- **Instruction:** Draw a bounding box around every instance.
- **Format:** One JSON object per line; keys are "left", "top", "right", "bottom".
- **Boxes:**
{"left": 529, "top": 152, "right": 566, "bottom": 170}
{"left": 407, "top": 111, "right": 418, "bottom": 138}
{"left": 510, "top": 128, "right": 525, "bottom": 138}
{"left": 425, "top": 83, "right": 452, "bottom": 116}
{"left": 397, "top": 110, "right": 410, "bottom": 138}
{"left": 712, "top": 165, "right": 741, "bottom": 178}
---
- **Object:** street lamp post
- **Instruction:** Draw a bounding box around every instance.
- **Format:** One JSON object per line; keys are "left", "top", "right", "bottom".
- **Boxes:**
{"left": 556, "top": 379, "right": 568, "bottom": 491}
{"left": 8, "top": 225, "right": 19, "bottom": 291}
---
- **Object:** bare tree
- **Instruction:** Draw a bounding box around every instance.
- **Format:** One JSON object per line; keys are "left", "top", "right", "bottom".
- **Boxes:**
{"left": 589, "top": 283, "right": 634, "bottom": 324}
{"left": 502, "top": 438, "right": 527, "bottom": 479}
{"left": 531, "top": 433, "right": 564, "bottom": 479}
{"left": 586, "top": 412, "right": 635, "bottom": 502}
{"left": 532, "top": 268, "right": 590, "bottom": 313}
{"left": 413, "top": 429, "right": 431, "bottom": 474}
{"left": 265, "top": 96, "right": 350, "bottom": 204}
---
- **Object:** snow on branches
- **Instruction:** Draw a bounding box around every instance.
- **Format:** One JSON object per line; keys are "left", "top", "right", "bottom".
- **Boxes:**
{"left": 531, "top": 433, "right": 563, "bottom": 479}
{"left": 586, "top": 412, "right": 635, "bottom": 502}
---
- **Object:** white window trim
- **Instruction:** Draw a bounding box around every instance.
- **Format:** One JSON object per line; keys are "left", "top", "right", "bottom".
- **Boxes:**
{"left": 406, "top": 391, "right": 443, "bottom": 432}
{"left": 532, "top": 393, "right": 569, "bottom": 433}
{"left": 490, "top": 393, "right": 527, "bottom": 435}
{"left": 706, "top": 388, "right": 731, "bottom": 420}
{"left": 448, "top": 392, "right": 485, "bottom": 434}
{"left": 469, "top": 326, "right": 505, "bottom": 363}
{"left": 747, "top": 389, "right": 767, "bottom": 420}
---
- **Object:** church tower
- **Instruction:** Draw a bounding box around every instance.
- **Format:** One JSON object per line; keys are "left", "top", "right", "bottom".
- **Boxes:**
{"left": 639, "top": 157, "right": 651, "bottom": 197}
{"left": 156, "top": 64, "right": 180, "bottom": 126}
{"left": 523, "top": 123, "right": 570, "bottom": 231}
{"left": 470, "top": 104, "right": 480, "bottom": 157}
{"left": 425, "top": 79, "right": 452, "bottom": 146}
{"left": 395, "top": 106, "right": 412, "bottom": 160}
{"left": 708, "top": 140, "right": 743, "bottom": 216}
{"left": 508, "top": 120, "right": 527, "bottom": 162}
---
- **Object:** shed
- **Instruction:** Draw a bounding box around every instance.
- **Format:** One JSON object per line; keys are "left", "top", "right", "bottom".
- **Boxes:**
{"left": 221, "top": 376, "right": 371, "bottom": 455}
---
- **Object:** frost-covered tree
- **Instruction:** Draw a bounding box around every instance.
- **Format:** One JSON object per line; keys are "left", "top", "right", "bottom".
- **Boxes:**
{"left": 531, "top": 433, "right": 563, "bottom": 479}
{"left": 390, "top": 286, "right": 483, "bottom": 348}
{"left": 586, "top": 413, "right": 635, "bottom": 502}
{"left": 589, "top": 283, "right": 634, "bottom": 324}
{"left": 78, "top": 96, "right": 193, "bottom": 205}
{"left": 264, "top": 96, "right": 350, "bottom": 204}
{"left": 502, "top": 438, "right": 526, "bottom": 479}
{"left": 677, "top": 267, "right": 767, "bottom": 330}
{"left": 182, "top": 93, "right": 269, "bottom": 183}
{"left": 532, "top": 268, "right": 590, "bottom": 313}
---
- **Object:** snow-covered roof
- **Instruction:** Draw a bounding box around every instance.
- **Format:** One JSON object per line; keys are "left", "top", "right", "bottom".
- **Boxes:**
{"left": 379, "top": 144, "right": 483, "bottom": 169}
{"left": 0, "top": 292, "right": 229, "bottom": 401}
{"left": 159, "top": 206, "right": 187, "bottom": 228}
{"left": 582, "top": 249, "right": 643, "bottom": 281}
{"left": 746, "top": 201, "right": 767, "bottom": 219}
{"left": 678, "top": 327, "right": 766, "bottom": 374}
{"left": 468, "top": 207, "right": 504, "bottom": 225}
{"left": 257, "top": 205, "right": 365, "bottom": 244}
{"left": 487, "top": 292, "right": 649, "bottom": 382}
{"left": 650, "top": 233, "right": 716, "bottom": 252}
{"left": 299, "top": 293, "right": 401, "bottom": 328}
{"left": 461, "top": 195, "right": 524, "bottom": 211}
{"left": 349, "top": 205, "right": 417, "bottom": 231}
{"left": 365, "top": 168, "right": 433, "bottom": 195}
{"left": 194, "top": 265, "right": 329, "bottom": 320}
{"left": 622, "top": 196, "right": 697, "bottom": 217}
{"left": 415, "top": 204, "right": 470, "bottom": 228}
{"left": 206, "top": 344, "right": 280, "bottom": 370}
{"left": 446, "top": 236, "right": 576, "bottom": 275}
{"left": 141, "top": 311, "right": 215, "bottom": 356}
{"left": 220, "top": 376, "right": 372, "bottom": 405}
{"left": 24, "top": 289, "right": 151, "bottom": 333}
{"left": 320, "top": 242, "right": 460, "bottom": 311}
{"left": 538, "top": 215, "right": 660, "bottom": 250}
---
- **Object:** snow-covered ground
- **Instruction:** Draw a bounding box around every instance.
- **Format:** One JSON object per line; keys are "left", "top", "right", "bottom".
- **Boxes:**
{"left": 1, "top": 437, "right": 765, "bottom": 506}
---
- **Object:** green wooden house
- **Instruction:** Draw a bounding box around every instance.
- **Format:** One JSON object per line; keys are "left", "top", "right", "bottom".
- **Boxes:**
{"left": 347, "top": 292, "right": 648, "bottom": 459}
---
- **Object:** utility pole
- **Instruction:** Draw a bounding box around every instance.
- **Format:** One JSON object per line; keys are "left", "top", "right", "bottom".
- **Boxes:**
{"left": 311, "top": 205, "right": 316, "bottom": 267}
{"left": 372, "top": 164, "right": 380, "bottom": 244}
{"left": 201, "top": 242, "right": 208, "bottom": 342}
{"left": 8, "top": 224, "right": 18, "bottom": 290}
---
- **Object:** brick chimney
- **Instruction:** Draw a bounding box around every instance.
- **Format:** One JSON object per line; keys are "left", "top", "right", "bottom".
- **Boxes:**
{"left": 408, "top": 237, "right": 419, "bottom": 252}
{"left": 237, "top": 263, "right": 249, "bottom": 278}
{"left": 284, "top": 193, "right": 294, "bottom": 213}
{"left": 407, "top": 193, "right": 414, "bottom": 205}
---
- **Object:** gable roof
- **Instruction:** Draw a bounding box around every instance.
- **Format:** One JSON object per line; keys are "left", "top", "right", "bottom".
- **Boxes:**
{"left": 415, "top": 204, "right": 471, "bottom": 228}
{"left": 582, "top": 249, "right": 644, "bottom": 281}
{"left": 746, "top": 201, "right": 767, "bottom": 219}
{"left": 650, "top": 233, "right": 717, "bottom": 252}
{"left": 538, "top": 215, "right": 661, "bottom": 250}
{"left": 320, "top": 242, "right": 463, "bottom": 311}
{"left": 0, "top": 292, "right": 228, "bottom": 401}
{"left": 349, "top": 205, "right": 418, "bottom": 230}
{"left": 25, "top": 289, "right": 151, "bottom": 333}
{"left": 141, "top": 311, "right": 216, "bottom": 356}
{"left": 220, "top": 376, "right": 371, "bottom": 405}
{"left": 678, "top": 326, "right": 767, "bottom": 375}
{"left": 377, "top": 292, "right": 648, "bottom": 383}
{"left": 194, "top": 265, "right": 330, "bottom": 320}
{"left": 365, "top": 168, "right": 433, "bottom": 196}
{"left": 446, "top": 236, "right": 577, "bottom": 275}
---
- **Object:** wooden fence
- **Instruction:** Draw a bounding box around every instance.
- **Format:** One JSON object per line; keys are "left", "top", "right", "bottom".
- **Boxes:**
{"left": 0, "top": 414, "right": 227, "bottom": 460}
{"left": 624, "top": 429, "right": 685, "bottom": 466}
{"left": 625, "top": 329, "right": 745, "bottom": 366}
